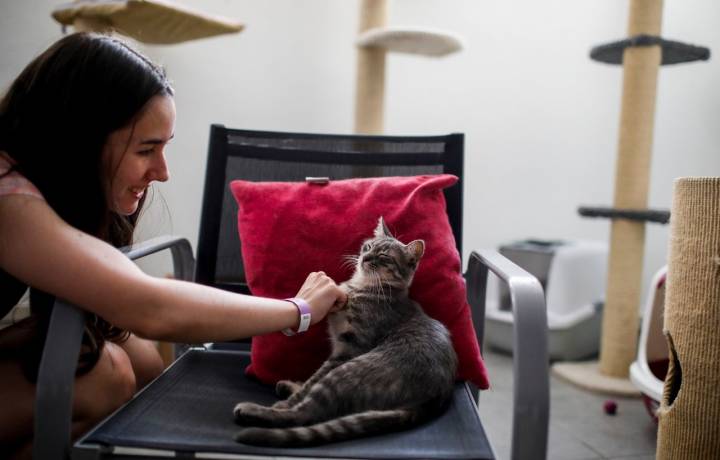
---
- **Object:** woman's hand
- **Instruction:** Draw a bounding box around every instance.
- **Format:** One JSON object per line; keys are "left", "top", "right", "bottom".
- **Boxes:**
{"left": 294, "top": 271, "right": 347, "bottom": 325}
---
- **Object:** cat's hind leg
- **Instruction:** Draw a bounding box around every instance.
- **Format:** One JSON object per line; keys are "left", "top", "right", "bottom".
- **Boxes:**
{"left": 272, "top": 380, "right": 302, "bottom": 409}
{"left": 234, "top": 357, "right": 370, "bottom": 428}
{"left": 275, "top": 380, "right": 302, "bottom": 399}
{"left": 272, "top": 358, "right": 342, "bottom": 409}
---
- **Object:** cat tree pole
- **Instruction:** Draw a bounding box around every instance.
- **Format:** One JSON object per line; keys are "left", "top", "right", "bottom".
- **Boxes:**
{"left": 554, "top": 0, "right": 709, "bottom": 395}
{"left": 354, "top": 0, "right": 387, "bottom": 135}
{"left": 353, "top": 0, "right": 462, "bottom": 134}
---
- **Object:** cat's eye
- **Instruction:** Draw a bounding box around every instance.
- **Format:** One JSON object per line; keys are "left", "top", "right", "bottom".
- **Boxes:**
{"left": 361, "top": 242, "right": 371, "bottom": 252}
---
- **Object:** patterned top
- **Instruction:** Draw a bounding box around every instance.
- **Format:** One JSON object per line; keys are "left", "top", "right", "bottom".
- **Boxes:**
{"left": 0, "top": 151, "right": 43, "bottom": 199}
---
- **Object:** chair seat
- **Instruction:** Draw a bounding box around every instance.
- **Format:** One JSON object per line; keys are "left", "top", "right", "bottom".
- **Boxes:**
{"left": 76, "top": 349, "right": 494, "bottom": 459}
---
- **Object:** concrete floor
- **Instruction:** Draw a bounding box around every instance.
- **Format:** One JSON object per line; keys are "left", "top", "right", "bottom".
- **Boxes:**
{"left": 476, "top": 349, "right": 658, "bottom": 460}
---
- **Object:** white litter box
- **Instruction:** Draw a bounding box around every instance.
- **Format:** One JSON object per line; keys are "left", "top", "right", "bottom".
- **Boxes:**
{"left": 485, "top": 239, "right": 607, "bottom": 361}
{"left": 629, "top": 265, "right": 667, "bottom": 420}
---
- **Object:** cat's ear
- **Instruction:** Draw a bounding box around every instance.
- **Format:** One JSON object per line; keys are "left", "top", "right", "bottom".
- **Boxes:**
{"left": 374, "top": 216, "right": 393, "bottom": 237}
{"left": 406, "top": 240, "right": 425, "bottom": 264}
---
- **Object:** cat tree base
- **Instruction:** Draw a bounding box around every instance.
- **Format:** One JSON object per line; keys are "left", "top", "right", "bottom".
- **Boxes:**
{"left": 552, "top": 361, "right": 640, "bottom": 397}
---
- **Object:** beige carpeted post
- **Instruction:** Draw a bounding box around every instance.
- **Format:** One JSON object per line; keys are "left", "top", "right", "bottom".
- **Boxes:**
{"left": 354, "top": 0, "right": 387, "bottom": 134}
{"left": 656, "top": 177, "right": 720, "bottom": 459}
{"left": 598, "top": 0, "right": 663, "bottom": 378}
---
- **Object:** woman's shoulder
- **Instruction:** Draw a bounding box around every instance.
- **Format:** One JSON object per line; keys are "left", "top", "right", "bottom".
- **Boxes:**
{"left": 0, "top": 151, "right": 44, "bottom": 200}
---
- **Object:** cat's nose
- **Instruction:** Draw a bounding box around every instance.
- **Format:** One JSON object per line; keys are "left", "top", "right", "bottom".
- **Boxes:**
{"left": 362, "top": 259, "right": 377, "bottom": 269}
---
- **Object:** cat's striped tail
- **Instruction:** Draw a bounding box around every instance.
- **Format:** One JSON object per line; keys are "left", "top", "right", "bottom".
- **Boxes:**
{"left": 235, "top": 409, "right": 418, "bottom": 447}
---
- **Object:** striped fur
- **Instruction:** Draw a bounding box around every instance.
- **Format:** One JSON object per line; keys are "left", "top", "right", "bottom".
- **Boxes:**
{"left": 235, "top": 409, "right": 416, "bottom": 446}
{"left": 234, "top": 217, "right": 458, "bottom": 446}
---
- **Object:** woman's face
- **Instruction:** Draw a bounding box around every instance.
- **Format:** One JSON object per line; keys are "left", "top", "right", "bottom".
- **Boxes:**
{"left": 103, "top": 95, "right": 176, "bottom": 215}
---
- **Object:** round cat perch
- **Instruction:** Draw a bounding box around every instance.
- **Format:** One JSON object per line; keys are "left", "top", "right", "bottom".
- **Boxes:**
{"left": 553, "top": 0, "right": 710, "bottom": 396}
{"left": 52, "top": 0, "right": 244, "bottom": 44}
{"left": 353, "top": 0, "right": 463, "bottom": 134}
{"left": 357, "top": 27, "right": 462, "bottom": 57}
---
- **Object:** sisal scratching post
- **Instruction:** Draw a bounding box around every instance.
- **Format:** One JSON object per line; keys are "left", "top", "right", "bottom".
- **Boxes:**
{"left": 354, "top": 0, "right": 387, "bottom": 134}
{"left": 656, "top": 178, "right": 720, "bottom": 459}
{"left": 599, "top": 0, "right": 663, "bottom": 378}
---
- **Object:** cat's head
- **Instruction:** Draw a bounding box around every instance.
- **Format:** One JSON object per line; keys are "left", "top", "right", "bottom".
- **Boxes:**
{"left": 351, "top": 217, "right": 425, "bottom": 289}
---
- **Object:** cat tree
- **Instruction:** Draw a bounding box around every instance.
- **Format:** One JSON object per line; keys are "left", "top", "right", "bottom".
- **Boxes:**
{"left": 353, "top": 0, "right": 462, "bottom": 134}
{"left": 52, "top": 0, "right": 243, "bottom": 44}
{"left": 553, "top": 0, "right": 709, "bottom": 395}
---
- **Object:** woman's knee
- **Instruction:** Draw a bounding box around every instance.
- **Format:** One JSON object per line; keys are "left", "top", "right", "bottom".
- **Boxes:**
{"left": 118, "top": 335, "right": 165, "bottom": 389}
{"left": 74, "top": 342, "right": 136, "bottom": 423}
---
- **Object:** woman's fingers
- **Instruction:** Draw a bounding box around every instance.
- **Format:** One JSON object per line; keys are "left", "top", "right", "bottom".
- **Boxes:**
{"left": 294, "top": 272, "right": 345, "bottom": 324}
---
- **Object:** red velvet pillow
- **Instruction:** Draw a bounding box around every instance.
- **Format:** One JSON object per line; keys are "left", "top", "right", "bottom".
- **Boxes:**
{"left": 230, "top": 174, "right": 489, "bottom": 390}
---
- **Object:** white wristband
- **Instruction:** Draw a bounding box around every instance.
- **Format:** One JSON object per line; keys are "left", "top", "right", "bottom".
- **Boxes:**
{"left": 281, "top": 298, "right": 312, "bottom": 336}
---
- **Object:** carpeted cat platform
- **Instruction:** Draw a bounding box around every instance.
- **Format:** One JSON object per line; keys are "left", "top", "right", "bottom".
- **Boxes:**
{"left": 76, "top": 349, "right": 494, "bottom": 459}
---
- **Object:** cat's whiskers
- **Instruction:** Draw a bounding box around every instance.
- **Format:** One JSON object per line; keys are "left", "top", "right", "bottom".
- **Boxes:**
{"left": 383, "top": 278, "right": 393, "bottom": 303}
{"left": 341, "top": 254, "right": 359, "bottom": 271}
{"left": 375, "top": 272, "right": 384, "bottom": 304}
{"left": 374, "top": 271, "right": 391, "bottom": 306}
{"left": 368, "top": 270, "right": 380, "bottom": 303}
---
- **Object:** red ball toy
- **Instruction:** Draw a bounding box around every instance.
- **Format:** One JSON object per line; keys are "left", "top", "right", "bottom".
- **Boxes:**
{"left": 603, "top": 400, "right": 618, "bottom": 415}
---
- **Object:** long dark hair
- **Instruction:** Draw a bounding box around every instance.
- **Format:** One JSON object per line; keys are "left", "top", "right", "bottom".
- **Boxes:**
{"left": 0, "top": 32, "right": 173, "bottom": 379}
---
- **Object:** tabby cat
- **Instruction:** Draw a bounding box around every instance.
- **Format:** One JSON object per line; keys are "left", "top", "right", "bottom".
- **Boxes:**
{"left": 233, "top": 216, "right": 458, "bottom": 446}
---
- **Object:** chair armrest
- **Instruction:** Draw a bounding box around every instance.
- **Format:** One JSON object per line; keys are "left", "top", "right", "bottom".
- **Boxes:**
{"left": 32, "top": 299, "right": 85, "bottom": 460}
{"left": 120, "top": 235, "right": 195, "bottom": 281}
{"left": 33, "top": 236, "right": 195, "bottom": 459}
{"left": 466, "top": 250, "right": 549, "bottom": 460}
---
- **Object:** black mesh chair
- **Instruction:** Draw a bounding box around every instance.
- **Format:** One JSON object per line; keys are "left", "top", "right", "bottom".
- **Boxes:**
{"left": 35, "top": 126, "right": 549, "bottom": 460}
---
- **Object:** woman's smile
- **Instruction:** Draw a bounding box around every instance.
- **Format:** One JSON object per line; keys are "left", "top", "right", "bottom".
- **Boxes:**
{"left": 103, "top": 95, "right": 175, "bottom": 215}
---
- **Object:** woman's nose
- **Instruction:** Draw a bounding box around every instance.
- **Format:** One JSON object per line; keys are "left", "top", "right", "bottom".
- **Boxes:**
{"left": 149, "top": 153, "right": 170, "bottom": 182}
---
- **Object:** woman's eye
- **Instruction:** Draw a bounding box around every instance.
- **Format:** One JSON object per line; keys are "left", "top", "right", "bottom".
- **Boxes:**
{"left": 137, "top": 148, "right": 154, "bottom": 155}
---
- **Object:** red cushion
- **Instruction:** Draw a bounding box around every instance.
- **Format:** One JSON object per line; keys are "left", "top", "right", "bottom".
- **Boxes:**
{"left": 230, "top": 174, "right": 489, "bottom": 390}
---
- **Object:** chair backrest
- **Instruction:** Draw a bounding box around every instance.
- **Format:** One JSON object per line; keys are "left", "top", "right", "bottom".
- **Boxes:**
{"left": 195, "top": 125, "right": 464, "bottom": 295}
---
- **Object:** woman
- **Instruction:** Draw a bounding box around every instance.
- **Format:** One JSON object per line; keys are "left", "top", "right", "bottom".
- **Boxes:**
{"left": 0, "top": 33, "right": 346, "bottom": 457}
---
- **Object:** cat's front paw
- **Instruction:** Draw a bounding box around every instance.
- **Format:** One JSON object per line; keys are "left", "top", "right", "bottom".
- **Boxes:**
{"left": 233, "top": 402, "right": 272, "bottom": 426}
{"left": 275, "top": 380, "right": 302, "bottom": 399}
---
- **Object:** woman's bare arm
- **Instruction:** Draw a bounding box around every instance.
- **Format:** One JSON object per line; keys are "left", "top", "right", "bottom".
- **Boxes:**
{"left": 0, "top": 195, "right": 344, "bottom": 342}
